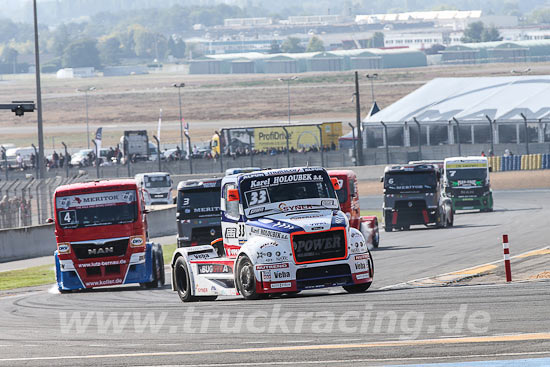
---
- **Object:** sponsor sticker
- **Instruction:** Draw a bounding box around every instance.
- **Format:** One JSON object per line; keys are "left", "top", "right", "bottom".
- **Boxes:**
{"left": 272, "top": 270, "right": 291, "bottom": 280}
{"left": 356, "top": 273, "right": 370, "bottom": 280}
{"left": 270, "top": 282, "right": 292, "bottom": 289}
{"left": 256, "top": 263, "right": 290, "bottom": 270}
{"left": 278, "top": 203, "right": 313, "bottom": 212}
{"left": 250, "top": 226, "right": 289, "bottom": 239}
{"left": 197, "top": 264, "right": 232, "bottom": 274}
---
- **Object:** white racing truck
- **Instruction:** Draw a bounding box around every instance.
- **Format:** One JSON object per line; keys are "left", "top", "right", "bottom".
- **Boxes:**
{"left": 170, "top": 167, "right": 374, "bottom": 302}
{"left": 135, "top": 172, "right": 173, "bottom": 206}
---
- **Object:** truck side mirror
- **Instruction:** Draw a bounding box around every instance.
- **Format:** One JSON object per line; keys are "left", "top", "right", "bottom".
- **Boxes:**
{"left": 330, "top": 177, "right": 341, "bottom": 190}
{"left": 227, "top": 188, "right": 239, "bottom": 202}
{"left": 46, "top": 218, "right": 54, "bottom": 224}
{"left": 380, "top": 176, "right": 384, "bottom": 183}
{"left": 488, "top": 166, "right": 493, "bottom": 172}
{"left": 143, "top": 209, "right": 150, "bottom": 214}
{"left": 176, "top": 212, "right": 181, "bottom": 220}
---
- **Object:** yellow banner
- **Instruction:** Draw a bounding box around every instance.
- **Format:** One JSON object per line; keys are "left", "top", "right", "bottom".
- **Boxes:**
{"left": 253, "top": 122, "right": 342, "bottom": 151}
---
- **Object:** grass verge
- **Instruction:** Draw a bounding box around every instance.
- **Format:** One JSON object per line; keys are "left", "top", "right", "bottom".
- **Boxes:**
{"left": 162, "top": 243, "right": 177, "bottom": 265}
{"left": 0, "top": 264, "right": 55, "bottom": 291}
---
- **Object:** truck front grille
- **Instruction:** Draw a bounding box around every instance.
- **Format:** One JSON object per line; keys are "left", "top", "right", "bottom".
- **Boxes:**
{"left": 395, "top": 200, "right": 427, "bottom": 209}
{"left": 191, "top": 226, "right": 221, "bottom": 245}
{"left": 292, "top": 229, "right": 346, "bottom": 264}
{"left": 71, "top": 239, "right": 128, "bottom": 259}
{"left": 296, "top": 264, "right": 352, "bottom": 289}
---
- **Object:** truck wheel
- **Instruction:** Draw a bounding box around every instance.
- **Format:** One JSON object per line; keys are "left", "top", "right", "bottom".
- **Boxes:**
{"left": 447, "top": 209, "right": 454, "bottom": 227}
{"left": 436, "top": 212, "right": 445, "bottom": 228}
{"left": 384, "top": 212, "right": 393, "bottom": 232}
{"left": 343, "top": 282, "right": 372, "bottom": 293}
{"left": 174, "top": 257, "right": 198, "bottom": 302}
{"left": 372, "top": 226, "right": 379, "bottom": 248}
{"left": 143, "top": 251, "right": 164, "bottom": 289}
{"left": 235, "top": 255, "right": 262, "bottom": 300}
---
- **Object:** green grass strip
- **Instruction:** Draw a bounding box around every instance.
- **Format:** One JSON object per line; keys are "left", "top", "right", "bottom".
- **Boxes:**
{"left": 0, "top": 264, "right": 55, "bottom": 291}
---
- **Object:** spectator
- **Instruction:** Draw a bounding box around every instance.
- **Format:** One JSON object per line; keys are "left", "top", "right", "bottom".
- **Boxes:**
{"left": 481, "top": 151, "right": 486, "bottom": 157}
{"left": 30, "top": 153, "right": 36, "bottom": 168}
{"left": 52, "top": 151, "right": 59, "bottom": 168}
{"left": 16, "top": 154, "right": 23, "bottom": 170}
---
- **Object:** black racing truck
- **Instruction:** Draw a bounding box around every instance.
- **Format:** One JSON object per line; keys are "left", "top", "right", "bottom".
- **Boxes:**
{"left": 176, "top": 178, "right": 222, "bottom": 247}
{"left": 381, "top": 164, "right": 453, "bottom": 232}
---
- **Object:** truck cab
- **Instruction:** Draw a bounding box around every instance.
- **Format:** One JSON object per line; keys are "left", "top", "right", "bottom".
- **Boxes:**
{"left": 53, "top": 179, "right": 164, "bottom": 292}
{"left": 443, "top": 156, "right": 493, "bottom": 212}
{"left": 176, "top": 178, "right": 222, "bottom": 247}
{"left": 170, "top": 167, "right": 374, "bottom": 302}
{"left": 135, "top": 172, "right": 173, "bottom": 206}
{"left": 382, "top": 164, "right": 453, "bottom": 232}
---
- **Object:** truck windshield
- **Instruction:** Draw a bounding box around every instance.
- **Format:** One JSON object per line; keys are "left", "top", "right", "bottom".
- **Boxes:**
{"left": 145, "top": 176, "right": 170, "bottom": 188}
{"left": 385, "top": 172, "right": 437, "bottom": 191}
{"left": 240, "top": 171, "right": 336, "bottom": 210}
{"left": 178, "top": 188, "right": 220, "bottom": 219}
{"left": 446, "top": 168, "right": 487, "bottom": 181}
{"left": 56, "top": 190, "right": 138, "bottom": 229}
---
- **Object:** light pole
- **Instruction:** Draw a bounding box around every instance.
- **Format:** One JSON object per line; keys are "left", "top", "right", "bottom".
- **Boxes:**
{"left": 173, "top": 83, "right": 185, "bottom": 153}
{"left": 77, "top": 86, "right": 95, "bottom": 149}
{"left": 278, "top": 76, "right": 298, "bottom": 124}
{"left": 366, "top": 73, "right": 378, "bottom": 103}
{"left": 33, "top": 0, "right": 45, "bottom": 179}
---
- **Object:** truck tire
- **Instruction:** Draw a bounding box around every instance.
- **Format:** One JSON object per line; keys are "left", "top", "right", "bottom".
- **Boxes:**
{"left": 344, "top": 249, "right": 373, "bottom": 293}
{"left": 372, "top": 225, "right": 379, "bottom": 248}
{"left": 384, "top": 211, "right": 393, "bottom": 232}
{"left": 174, "top": 257, "right": 198, "bottom": 302}
{"left": 235, "top": 255, "right": 263, "bottom": 300}
{"left": 447, "top": 209, "right": 454, "bottom": 227}
{"left": 343, "top": 282, "right": 372, "bottom": 293}
{"left": 436, "top": 209, "right": 446, "bottom": 228}
{"left": 143, "top": 251, "right": 164, "bottom": 289}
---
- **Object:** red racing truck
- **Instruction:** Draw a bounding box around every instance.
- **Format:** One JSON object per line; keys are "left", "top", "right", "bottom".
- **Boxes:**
{"left": 328, "top": 170, "right": 379, "bottom": 248}
{"left": 52, "top": 179, "right": 164, "bottom": 292}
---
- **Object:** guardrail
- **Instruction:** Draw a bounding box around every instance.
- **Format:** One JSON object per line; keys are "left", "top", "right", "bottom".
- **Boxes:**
{"left": 488, "top": 154, "right": 550, "bottom": 172}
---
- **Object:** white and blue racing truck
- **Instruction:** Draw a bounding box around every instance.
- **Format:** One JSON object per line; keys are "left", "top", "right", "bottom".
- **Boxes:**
{"left": 170, "top": 167, "right": 374, "bottom": 301}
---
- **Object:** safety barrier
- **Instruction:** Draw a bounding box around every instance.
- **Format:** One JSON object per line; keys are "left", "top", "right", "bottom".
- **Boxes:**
{"left": 490, "top": 153, "right": 550, "bottom": 172}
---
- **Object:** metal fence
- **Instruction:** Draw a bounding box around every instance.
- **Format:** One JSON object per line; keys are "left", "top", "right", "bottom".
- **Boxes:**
{"left": 0, "top": 150, "right": 354, "bottom": 230}
{"left": 0, "top": 176, "right": 87, "bottom": 230}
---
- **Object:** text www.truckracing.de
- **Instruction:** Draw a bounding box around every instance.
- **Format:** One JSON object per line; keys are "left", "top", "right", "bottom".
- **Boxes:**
{"left": 59, "top": 304, "right": 490, "bottom": 340}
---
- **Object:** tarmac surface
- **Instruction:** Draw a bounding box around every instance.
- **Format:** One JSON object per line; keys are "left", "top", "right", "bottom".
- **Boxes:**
{"left": 0, "top": 189, "right": 549, "bottom": 366}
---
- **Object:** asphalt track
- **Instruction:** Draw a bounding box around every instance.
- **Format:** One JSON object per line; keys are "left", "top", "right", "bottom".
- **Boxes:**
{"left": 0, "top": 189, "right": 549, "bottom": 366}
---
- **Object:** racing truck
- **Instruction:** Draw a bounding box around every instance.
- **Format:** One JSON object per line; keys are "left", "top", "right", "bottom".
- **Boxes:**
{"left": 381, "top": 163, "right": 453, "bottom": 232}
{"left": 328, "top": 170, "right": 379, "bottom": 248}
{"left": 443, "top": 156, "right": 493, "bottom": 212}
{"left": 135, "top": 172, "right": 173, "bottom": 206}
{"left": 52, "top": 179, "right": 164, "bottom": 292}
{"left": 170, "top": 167, "right": 374, "bottom": 302}
{"left": 176, "top": 178, "right": 222, "bottom": 247}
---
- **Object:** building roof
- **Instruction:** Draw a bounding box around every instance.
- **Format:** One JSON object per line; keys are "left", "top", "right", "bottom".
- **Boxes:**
{"left": 356, "top": 10, "right": 482, "bottom": 24}
{"left": 364, "top": 76, "right": 550, "bottom": 124}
